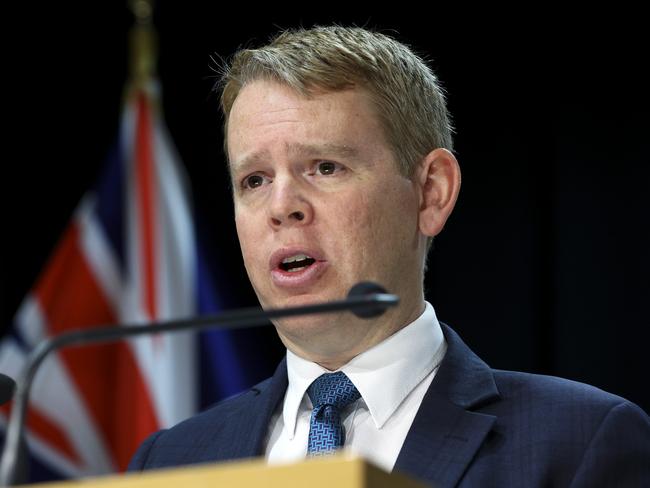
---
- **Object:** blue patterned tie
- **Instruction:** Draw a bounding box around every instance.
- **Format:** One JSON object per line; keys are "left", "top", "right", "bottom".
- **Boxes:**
{"left": 307, "top": 372, "right": 360, "bottom": 455}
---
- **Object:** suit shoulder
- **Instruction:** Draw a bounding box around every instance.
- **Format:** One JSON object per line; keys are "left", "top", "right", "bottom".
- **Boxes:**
{"left": 489, "top": 369, "right": 648, "bottom": 428}
{"left": 179, "top": 376, "right": 273, "bottom": 428}
{"left": 479, "top": 369, "right": 650, "bottom": 485}
{"left": 128, "top": 376, "right": 278, "bottom": 470}
{"left": 151, "top": 376, "right": 274, "bottom": 443}
{"left": 493, "top": 369, "right": 627, "bottom": 405}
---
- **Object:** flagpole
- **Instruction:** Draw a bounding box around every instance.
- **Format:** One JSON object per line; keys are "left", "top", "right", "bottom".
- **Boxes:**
{"left": 128, "top": 0, "right": 156, "bottom": 87}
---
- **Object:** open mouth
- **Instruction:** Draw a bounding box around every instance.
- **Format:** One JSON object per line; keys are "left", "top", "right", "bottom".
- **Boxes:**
{"left": 279, "top": 254, "right": 316, "bottom": 273}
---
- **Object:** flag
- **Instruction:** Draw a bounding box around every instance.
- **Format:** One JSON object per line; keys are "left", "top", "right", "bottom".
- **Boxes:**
{"left": 0, "top": 77, "right": 246, "bottom": 480}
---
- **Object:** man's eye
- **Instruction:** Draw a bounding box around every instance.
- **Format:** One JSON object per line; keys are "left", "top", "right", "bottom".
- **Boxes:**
{"left": 317, "top": 161, "right": 339, "bottom": 175}
{"left": 243, "top": 174, "right": 265, "bottom": 189}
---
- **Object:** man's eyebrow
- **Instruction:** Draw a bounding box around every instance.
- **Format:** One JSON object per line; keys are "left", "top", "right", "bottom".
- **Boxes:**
{"left": 229, "top": 150, "right": 270, "bottom": 177}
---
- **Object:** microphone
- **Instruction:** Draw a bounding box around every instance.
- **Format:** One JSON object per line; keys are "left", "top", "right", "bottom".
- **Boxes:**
{"left": 0, "top": 282, "right": 398, "bottom": 486}
{"left": 0, "top": 374, "right": 15, "bottom": 406}
{"left": 348, "top": 282, "right": 391, "bottom": 318}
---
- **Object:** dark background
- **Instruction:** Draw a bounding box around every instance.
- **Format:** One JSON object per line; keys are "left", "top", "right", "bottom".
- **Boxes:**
{"left": 4, "top": 4, "right": 649, "bottom": 413}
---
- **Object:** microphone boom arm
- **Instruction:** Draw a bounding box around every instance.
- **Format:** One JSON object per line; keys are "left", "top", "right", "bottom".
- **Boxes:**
{"left": 0, "top": 290, "right": 398, "bottom": 486}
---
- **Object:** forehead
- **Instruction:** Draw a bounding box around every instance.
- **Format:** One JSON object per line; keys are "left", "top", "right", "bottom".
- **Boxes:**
{"left": 226, "top": 81, "right": 390, "bottom": 171}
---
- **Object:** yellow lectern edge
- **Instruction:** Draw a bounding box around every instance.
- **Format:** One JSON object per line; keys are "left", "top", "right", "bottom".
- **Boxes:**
{"left": 26, "top": 454, "right": 376, "bottom": 488}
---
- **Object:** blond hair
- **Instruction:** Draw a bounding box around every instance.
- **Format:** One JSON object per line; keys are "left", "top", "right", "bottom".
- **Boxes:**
{"left": 218, "top": 26, "right": 453, "bottom": 177}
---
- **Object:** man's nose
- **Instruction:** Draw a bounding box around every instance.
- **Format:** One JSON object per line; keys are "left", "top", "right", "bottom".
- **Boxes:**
{"left": 268, "top": 177, "right": 313, "bottom": 228}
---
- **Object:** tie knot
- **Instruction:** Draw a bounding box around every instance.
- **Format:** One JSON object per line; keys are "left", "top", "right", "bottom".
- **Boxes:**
{"left": 307, "top": 372, "right": 360, "bottom": 410}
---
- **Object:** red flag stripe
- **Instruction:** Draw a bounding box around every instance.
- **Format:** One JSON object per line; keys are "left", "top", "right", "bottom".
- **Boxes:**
{"left": 35, "top": 223, "right": 114, "bottom": 336}
{"left": 111, "top": 342, "right": 161, "bottom": 471}
{"left": 33, "top": 222, "right": 159, "bottom": 470}
{"left": 135, "top": 92, "right": 158, "bottom": 320}
{"left": 1, "top": 403, "right": 80, "bottom": 466}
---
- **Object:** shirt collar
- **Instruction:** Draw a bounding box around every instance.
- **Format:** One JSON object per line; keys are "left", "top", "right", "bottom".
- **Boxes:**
{"left": 283, "top": 301, "right": 445, "bottom": 438}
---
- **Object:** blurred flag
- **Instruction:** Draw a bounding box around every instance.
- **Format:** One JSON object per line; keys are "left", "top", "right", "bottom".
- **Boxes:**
{"left": 0, "top": 14, "right": 249, "bottom": 482}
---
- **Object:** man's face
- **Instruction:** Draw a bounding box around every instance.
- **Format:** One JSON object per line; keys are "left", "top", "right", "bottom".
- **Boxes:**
{"left": 227, "top": 80, "right": 426, "bottom": 361}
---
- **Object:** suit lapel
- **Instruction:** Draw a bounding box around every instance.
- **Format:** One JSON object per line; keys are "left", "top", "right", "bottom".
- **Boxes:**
{"left": 212, "top": 358, "right": 288, "bottom": 461}
{"left": 394, "top": 324, "right": 500, "bottom": 487}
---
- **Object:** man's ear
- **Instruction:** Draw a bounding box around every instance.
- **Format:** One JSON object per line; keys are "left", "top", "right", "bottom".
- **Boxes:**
{"left": 417, "top": 148, "right": 461, "bottom": 237}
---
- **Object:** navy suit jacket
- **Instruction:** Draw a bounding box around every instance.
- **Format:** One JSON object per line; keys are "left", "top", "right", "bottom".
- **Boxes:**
{"left": 129, "top": 324, "right": 650, "bottom": 487}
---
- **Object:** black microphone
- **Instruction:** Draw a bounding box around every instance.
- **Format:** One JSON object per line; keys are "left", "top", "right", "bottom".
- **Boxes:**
{"left": 348, "top": 282, "right": 391, "bottom": 318}
{"left": 0, "top": 374, "right": 15, "bottom": 406}
{"left": 0, "top": 282, "right": 398, "bottom": 486}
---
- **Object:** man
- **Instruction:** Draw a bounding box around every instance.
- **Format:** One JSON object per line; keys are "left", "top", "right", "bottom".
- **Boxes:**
{"left": 129, "top": 26, "right": 650, "bottom": 486}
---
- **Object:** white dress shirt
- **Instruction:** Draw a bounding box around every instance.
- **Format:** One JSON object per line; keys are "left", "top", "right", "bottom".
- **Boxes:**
{"left": 265, "top": 301, "right": 446, "bottom": 472}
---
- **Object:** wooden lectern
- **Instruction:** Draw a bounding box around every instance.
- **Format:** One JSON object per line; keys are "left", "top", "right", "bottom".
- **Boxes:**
{"left": 26, "top": 454, "right": 426, "bottom": 488}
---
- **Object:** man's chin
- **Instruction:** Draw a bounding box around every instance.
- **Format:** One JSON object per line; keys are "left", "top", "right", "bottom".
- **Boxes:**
{"left": 274, "top": 312, "right": 352, "bottom": 346}
{"left": 273, "top": 312, "right": 352, "bottom": 342}
{"left": 262, "top": 289, "right": 341, "bottom": 311}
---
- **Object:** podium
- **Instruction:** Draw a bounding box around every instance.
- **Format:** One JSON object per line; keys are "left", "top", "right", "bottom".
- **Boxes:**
{"left": 26, "top": 454, "right": 426, "bottom": 487}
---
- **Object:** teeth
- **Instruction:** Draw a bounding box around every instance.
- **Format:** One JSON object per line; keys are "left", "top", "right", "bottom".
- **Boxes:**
{"left": 282, "top": 254, "right": 312, "bottom": 264}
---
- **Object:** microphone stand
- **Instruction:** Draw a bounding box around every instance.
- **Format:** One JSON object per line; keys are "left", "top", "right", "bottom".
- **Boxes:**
{"left": 0, "top": 287, "right": 398, "bottom": 486}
